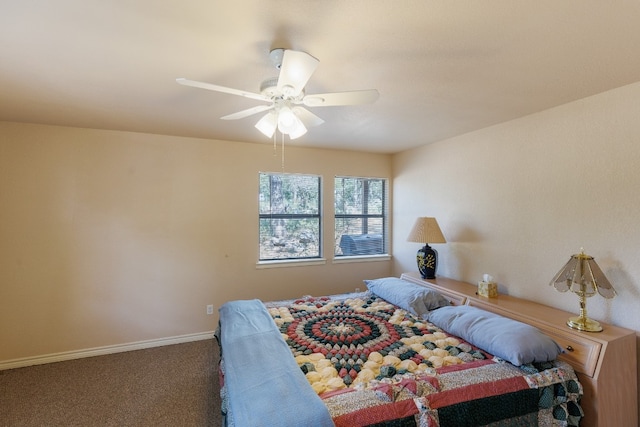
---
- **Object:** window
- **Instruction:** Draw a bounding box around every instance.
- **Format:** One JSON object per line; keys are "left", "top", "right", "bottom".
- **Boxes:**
{"left": 259, "top": 173, "right": 321, "bottom": 261}
{"left": 334, "top": 176, "right": 388, "bottom": 257}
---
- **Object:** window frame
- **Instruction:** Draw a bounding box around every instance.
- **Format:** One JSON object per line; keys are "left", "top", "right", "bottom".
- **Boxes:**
{"left": 334, "top": 175, "right": 389, "bottom": 259}
{"left": 257, "top": 172, "right": 323, "bottom": 263}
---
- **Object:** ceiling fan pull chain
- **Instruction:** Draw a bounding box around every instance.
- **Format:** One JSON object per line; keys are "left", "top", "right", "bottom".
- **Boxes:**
{"left": 273, "top": 131, "right": 277, "bottom": 156}
{"left": 281, "top": 132, "right": 285, "bottom": 171}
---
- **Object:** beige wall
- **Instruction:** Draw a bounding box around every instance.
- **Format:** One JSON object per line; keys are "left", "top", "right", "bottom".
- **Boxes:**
{"left": 0, "top": 122, "right": 392, "bottom": 363}
{"left": 3, "top": 80, "right": 639, "bottom": 396}
{"left": 392, "top": 81, "right": 640, "bottom": 412}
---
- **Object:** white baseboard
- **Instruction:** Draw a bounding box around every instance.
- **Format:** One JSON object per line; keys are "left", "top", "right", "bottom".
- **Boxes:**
{"left": 0, "top": 331, "right": 215, "bottom": 371}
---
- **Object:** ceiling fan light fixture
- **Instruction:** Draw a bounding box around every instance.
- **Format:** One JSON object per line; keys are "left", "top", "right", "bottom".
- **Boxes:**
{"left": 277, "top": 107, "right": 301, "bottom": 133}
{"left": 255, "top": 111, "right": 277, "bottom": 138}
{"left": 288, "top": 121, "right": 307, "bottom": 140}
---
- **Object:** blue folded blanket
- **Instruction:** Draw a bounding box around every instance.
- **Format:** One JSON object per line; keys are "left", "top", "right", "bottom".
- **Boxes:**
{"left": 219, "top": 299, "right": 334, "bottom": 427}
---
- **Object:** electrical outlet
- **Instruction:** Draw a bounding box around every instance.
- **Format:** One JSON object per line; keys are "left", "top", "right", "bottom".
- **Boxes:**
{"left": 206, "top": 304, "right": 214, "bottom": 315}
{"left": 355, "top": 287, "right": 361, "bottom": 293}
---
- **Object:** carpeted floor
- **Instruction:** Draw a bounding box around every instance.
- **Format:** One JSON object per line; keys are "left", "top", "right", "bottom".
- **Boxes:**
{"left": 0, "top": 339, "right": 222, "bottom": 427}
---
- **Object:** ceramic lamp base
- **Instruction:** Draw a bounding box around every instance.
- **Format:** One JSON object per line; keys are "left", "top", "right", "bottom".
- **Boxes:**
{"left": 417, "top": 244, "right": 438, "bottom": 279}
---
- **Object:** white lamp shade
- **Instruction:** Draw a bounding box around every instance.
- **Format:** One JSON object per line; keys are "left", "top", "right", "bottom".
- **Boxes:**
{"left": 255, "top": 107, "right": 308, "bottom": 140}
{"left": 255, "top": 112, "right": 277, "bottom": 138}
{"left": 287, "top": 121, "right": 307, "bottom": 139}
{"left": 277, "top": 107, "right": 307, "bottom": 139}
{"left": 277, "top": 107, "right": 298, "bottom": 133}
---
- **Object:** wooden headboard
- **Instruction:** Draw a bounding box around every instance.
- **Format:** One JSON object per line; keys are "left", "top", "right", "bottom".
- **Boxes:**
{"left": 400, "top": 272, "right": 637, "bottom": 427}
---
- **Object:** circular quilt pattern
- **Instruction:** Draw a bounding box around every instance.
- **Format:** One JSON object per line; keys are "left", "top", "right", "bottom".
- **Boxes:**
{"left": 268, "top": 295, "right": 486, "bottom": 393}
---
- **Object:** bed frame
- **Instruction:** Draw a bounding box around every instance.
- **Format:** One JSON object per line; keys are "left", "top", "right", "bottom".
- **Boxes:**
{"left": 400, "top": 272, "right": 637, "bottom": 427}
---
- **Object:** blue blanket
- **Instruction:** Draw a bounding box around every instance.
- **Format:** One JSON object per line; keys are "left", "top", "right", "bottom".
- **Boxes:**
{"left": 219, "top": 299, "right": 334, "bottom": 427}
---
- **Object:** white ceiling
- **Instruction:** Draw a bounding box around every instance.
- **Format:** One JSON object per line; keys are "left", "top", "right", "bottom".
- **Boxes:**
{"left": 2, "top": 1, "right": 640, "bottom": 154}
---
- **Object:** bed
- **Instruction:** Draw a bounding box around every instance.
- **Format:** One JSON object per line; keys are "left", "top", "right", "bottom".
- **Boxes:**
{"left": 216, "top": 277, "right": 583, "bottom": 427}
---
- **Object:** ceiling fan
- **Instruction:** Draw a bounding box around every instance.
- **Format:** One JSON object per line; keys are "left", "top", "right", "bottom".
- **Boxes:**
{"left": 176, "top": 49, "right": 379, "bottom": 140}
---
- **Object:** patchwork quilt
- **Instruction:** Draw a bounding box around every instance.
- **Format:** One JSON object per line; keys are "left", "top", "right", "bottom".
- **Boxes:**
{"left": 262, "top": 293, "right": 583, "bottom": 427}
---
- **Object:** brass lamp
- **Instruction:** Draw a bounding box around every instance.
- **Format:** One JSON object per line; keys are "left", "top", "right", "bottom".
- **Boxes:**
{"left": 407, "top": 217, "right": 446, "bottom": 279}
{"left": 549, "top": 249, "right": 616, "bottom": 332}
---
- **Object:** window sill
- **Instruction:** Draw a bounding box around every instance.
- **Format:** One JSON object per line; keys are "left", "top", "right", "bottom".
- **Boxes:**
{"left": 332, "top": 254, "right": 392, "bottom": 264}
{"left": 256, "top": 254, "right": 391, "bottom": 268}
{"left": 256, "top": 258, "right": 327, "bottom": 269}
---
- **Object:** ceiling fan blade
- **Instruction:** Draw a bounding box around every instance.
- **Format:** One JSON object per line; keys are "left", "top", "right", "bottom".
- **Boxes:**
{"left": 221, "top": 104, "right": 273, "bottom": 120}
{"left": 292, "top": 106, "right": 324, "bottom": 128}
{"left": 277, "top": 50, "right": 319, "bottom": 97}
{"left": 302, "top": 89, "right": 379, "bottom": 107}
{"left": 176, "top": 78, "right": 269, "bottom": 102}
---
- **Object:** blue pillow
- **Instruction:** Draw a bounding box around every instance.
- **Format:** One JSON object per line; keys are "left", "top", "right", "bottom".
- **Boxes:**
{"left": 427, "top": 305, "right": 562, "bottom": 366}
{"left": 364, "top": 277, "right": 450, "bottom": 318}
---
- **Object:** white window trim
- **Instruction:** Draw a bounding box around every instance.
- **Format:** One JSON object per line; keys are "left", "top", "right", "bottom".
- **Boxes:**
{"left": 256, "top": 258, "right": 327, "bottom": 269}
{"left": 331, "top": 254, "right": 391, "bottom": 264}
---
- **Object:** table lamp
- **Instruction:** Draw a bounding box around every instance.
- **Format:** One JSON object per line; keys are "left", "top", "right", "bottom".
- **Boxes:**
{"left": 549, "top": 249, "right": 616, "bottom": 332}
{"left": 407, "top": 217, "right": 446, "bottom": 279}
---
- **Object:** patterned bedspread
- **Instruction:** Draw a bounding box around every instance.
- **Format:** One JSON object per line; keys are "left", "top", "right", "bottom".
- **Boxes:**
{"left": 263, "top": 292, "right": 583, "bottom": 427}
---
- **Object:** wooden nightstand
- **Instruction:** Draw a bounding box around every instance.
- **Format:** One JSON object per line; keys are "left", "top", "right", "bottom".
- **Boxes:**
{"left": 401, "top": 272, "right": 638, "bottom": 427}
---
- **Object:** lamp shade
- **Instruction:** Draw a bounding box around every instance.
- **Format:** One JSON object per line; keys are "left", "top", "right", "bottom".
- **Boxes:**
{"left": 277, "top": 106, "right": 298, "bottom": 133}
{"left": 277, "top": 106, "right": 307, "bottom": 139}
{"left": 407, "top": 217, "right": 446, "bottom": 279}
{"left": 255, "top": 111, "right": 278, "bottom": 138}
{"left": 550, "top": 251, "right": 616, "bottom": 299}
{"left": 407, "top": 217, "right": 446, "bottom": 244}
